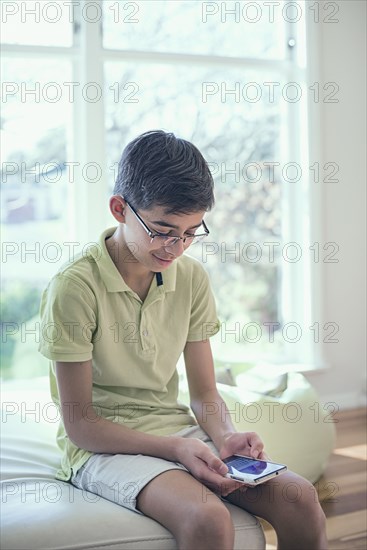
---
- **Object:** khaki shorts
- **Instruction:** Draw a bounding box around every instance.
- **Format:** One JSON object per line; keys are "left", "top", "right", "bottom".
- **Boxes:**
{"left": 71, "top": 425, "right": 220, "bottom": 514}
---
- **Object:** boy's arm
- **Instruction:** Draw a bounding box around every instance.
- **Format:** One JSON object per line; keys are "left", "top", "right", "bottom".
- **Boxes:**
{"left": 56, "top": 360, "right": 180, "bottom": 460}
{"left": 183, "top": 340, "right": 265, "bottom": 459}
{"left": 183, "top": 340, "right": 236, "bottom": 449}
{"left": 55, "top": 360, "right": 231, "bottom": 481}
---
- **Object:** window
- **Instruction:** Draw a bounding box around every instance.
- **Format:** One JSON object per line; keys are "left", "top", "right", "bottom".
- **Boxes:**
{"left": 1, "top": 0, "right": 315, "bottom": 379}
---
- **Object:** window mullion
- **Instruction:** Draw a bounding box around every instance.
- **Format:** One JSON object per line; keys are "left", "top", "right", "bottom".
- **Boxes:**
{"left": 71, "top": 0, "right": 107, "bottom": 243}
{"left": 281, "top": 15, "right": 313, "bottom": 366}
{"left": 304, "top": 6, "right": 325, "bottom": 369}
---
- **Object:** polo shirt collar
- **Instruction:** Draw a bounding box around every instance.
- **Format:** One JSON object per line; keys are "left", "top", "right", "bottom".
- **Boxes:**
{"left": 88, "top": 227, "right": 177, "bottom": 293}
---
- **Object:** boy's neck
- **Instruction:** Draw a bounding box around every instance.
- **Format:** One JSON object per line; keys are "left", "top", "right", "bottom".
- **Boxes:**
{"left": 105, "top": 227, "right": 154, "bottom": 286}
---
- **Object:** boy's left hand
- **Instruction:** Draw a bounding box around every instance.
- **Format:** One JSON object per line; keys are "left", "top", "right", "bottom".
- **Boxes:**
{"left": 219, "top": 431, "right": 269, "bottom": 461}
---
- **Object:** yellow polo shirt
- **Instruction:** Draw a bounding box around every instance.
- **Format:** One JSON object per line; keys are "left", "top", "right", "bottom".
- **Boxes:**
{"left": 39, "top": 227, "right": 220, "bottom": 480}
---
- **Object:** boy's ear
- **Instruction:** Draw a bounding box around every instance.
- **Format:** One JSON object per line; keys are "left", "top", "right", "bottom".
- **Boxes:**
{"left": 109, "top": 195, "right": 127, "bottom": 223}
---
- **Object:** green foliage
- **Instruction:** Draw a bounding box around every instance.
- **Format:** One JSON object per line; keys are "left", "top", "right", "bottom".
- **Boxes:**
{"left": 0, "top": 283, "right": 43, "bottom": 378}
{"left": 0, "top": 283, "right": 42, "bottom": 324}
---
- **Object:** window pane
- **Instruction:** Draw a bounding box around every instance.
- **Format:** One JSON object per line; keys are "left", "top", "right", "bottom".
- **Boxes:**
{"left": 1, "top": 58, "right": 73, "bottom": 379}
{"left": 1, "top": 0, "right": 73, "bottom": 47}
{"left": 103, "top": 0, "right": 286, "bottom": 60}
{"left": 105, "top": 61, "right": 286, "bottom": 362}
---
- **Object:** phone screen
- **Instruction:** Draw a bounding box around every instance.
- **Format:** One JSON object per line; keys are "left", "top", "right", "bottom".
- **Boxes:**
{"left": 223, "top": 455, "right": 286, "bottom": 480}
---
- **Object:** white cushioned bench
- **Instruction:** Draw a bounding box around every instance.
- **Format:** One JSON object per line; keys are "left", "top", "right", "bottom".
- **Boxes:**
{"left": 0, "top": 378, "right": 266, "bottom": 550}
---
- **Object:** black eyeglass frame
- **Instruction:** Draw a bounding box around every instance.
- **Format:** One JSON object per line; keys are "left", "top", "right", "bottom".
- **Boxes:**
{"left": 124, "top": 199, "right": 210, "bottom": 247}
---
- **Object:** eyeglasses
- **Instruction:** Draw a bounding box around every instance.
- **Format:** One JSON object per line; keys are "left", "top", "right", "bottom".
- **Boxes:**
{"left": 124, "top": 200, "right": 210, "bottom": 247}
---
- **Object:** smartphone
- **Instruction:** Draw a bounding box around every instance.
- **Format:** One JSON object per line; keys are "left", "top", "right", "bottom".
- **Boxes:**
{"left": 223, "top": 455, "right": 287, "bottom": 486}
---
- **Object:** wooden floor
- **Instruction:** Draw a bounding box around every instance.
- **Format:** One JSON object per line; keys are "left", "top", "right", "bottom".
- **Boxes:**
{"left": 261, "top": 407, "right": 367, "bottom": 549}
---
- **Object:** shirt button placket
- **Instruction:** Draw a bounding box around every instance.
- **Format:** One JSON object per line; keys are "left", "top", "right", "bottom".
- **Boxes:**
{"left": 140, "top": 311, "right": 149, "bottom": 349}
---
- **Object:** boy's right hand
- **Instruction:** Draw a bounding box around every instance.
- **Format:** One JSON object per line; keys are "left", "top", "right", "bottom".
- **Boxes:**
{"left": 174, "top": 437, "right": 247, "bottom": 497}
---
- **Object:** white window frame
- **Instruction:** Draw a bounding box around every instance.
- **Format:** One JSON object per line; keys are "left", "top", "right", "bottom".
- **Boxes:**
{"left": 1, "top": 0, "right": 325, "bottom": 371}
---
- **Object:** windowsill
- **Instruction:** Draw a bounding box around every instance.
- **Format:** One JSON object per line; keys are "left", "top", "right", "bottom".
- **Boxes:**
{"left": 268, "top": 362, "right": 330, "bottom": 374}
{"left": 213, "top": 359, "right": 330, "bottom": 376}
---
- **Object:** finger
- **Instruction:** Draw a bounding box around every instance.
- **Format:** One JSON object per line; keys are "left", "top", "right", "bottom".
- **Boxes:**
{"left": 197, "top": 468, "right": 230, "bottom": 492}
{"left": 220, "top": 478, "right": 248, "bottom": 497}
{"left": 247, "top": 432, "right": 264, "bottom": 457}
{"left": 204, "top": 467, "right": 250, "bottom": 497}
{"left": 204, "top": 475, "right": 246, "bottom": 497}
{"left": 195, "top": 460, "right": 245, "bottom": 496}
{"left": 200, "top": 450, "right": 228, "bottom": 476}
{"left": 258, "top": 450, "right": 271, "bottom": 461}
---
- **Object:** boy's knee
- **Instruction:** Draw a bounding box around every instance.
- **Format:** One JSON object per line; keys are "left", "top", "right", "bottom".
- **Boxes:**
{"left": 303, "top": 484, "right": 326, "bottom": 527}
{"left": 185, "top": 500, "right": 234, "bottom": 539}
{"left": 283, "top": 478, "right": 325, "bottom": 522}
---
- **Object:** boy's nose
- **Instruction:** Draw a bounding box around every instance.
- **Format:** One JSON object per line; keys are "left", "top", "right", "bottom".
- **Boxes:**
{"left": 164, "top": 239, "right": 185, "bottom": 257}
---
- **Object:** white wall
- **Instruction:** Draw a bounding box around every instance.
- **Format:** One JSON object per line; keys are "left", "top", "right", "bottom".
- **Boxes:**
{"left": 304, "top": 0, "right": 366, "bottom": 409}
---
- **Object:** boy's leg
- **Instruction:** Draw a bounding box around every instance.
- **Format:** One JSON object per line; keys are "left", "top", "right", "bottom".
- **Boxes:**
{"left": 224, "top": 470, "right": 328, "bottom": 550}
{"left": 136, "top": 469, "right": 235, "bottom": 550}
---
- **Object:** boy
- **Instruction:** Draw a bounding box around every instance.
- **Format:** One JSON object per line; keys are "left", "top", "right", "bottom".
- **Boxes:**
{"left": 39, "top": 130, "right": 327, "bottom": 549}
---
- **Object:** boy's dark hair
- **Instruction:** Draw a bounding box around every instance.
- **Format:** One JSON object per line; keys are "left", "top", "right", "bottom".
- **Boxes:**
{"left": 113, "top": 130, "right": 215, "bottom": 214}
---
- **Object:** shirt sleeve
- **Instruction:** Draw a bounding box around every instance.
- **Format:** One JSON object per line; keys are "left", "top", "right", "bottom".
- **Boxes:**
{"left": 186, "top": 263, "right": 221, "bottom": 342}
{"left": 38, "top": 273, "right": 97, "bottom": 362}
